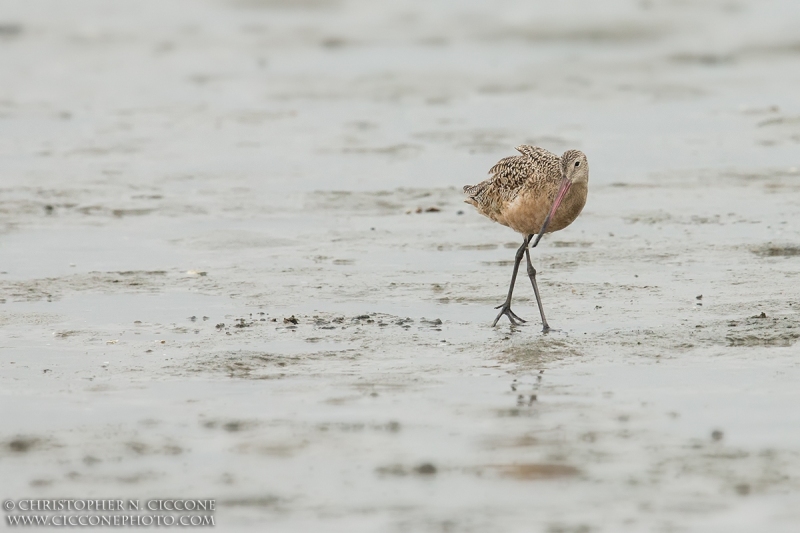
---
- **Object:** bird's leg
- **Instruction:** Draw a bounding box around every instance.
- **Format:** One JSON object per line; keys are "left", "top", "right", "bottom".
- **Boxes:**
{"left": 525, "top": 246, "right": 550, "bottom": 333}
{"left": 492, "top": 236, "right": 531, "bottom": 327}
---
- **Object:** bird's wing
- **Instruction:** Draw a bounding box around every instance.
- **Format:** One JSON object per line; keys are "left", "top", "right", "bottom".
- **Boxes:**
{"left": 463, "top": 146, "right": 559, "bottom": 208}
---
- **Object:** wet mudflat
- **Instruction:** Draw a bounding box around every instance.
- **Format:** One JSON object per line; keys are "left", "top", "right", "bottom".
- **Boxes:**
{"left": 1, "top": 0, "right": 800, "bottom": 531}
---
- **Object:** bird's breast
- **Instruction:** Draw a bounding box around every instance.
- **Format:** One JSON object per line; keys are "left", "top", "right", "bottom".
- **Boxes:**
{"left": 550, "top": 182, "right": 588, "bottom": 232}
{"left": 497, "top": 183, "right": 587, "bottom": 236}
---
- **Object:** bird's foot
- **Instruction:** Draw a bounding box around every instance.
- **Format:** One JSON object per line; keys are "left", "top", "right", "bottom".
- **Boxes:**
{"left": 492, "top": 303, "right": 526, "bottom": 327}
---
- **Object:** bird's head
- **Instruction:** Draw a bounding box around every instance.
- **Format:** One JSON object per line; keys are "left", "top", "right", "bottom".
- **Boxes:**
{"left": 561, "top": 150, "right": 589, "bottom": 185}
{"left": 530, "top": 149, "right": 589, "bottom": 248}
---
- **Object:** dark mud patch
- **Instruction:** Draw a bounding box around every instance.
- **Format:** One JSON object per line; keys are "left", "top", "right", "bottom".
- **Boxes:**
{"left": 742, "top": 40, "right": 800, "bottom": 58}
{"left": 172, "top": 306, "right": 458, "bottom": 380}
{"left": 547, "top": 260, "right": 579, "bottom": 270}
{"left": 0, "top": 312, "right": 61, "bottom": 327}
{"left": 187, "top": 349, "right": 358, "bottom": 379}
{"left": 376, "top": 462, "right": 438, "bottom": 477}
{"left": 752, "top": 244, "right": 800, "bottom": 258}
{"left": 476, "top": 83, "right": 536, "bottom": 95}
{"left": 316, "top": 421, "right": 402, "bottom": 434}
{"left": 342, "top": 143, "right": 422, "bottom": 157}
{"left": 670, "top": 52, "right": 735, "bottom": 66}
{"left": 220, "top": 496, "right": 283, "bottom": 508}
{"left": 186, "top": 311, "right": 450, "bottom": 365}
{"left": 110, "top": 208, "right": 156, "bottom": 217}
{"left": 115, "top": 471, "right": 163, "bottom": 485}
{"left": 486, "top": 21, "right": 666, "bottom": 44}
{"left": 482, "top": 434, "right": 540, "bottom": 449}
{"left": 624, "top": 211, "right": 673, "bottom": 225}
{"left": 0, "top": 186, "right": 207, "bottom": 222}
{"left": 412, "top": 128, "right": 521, "bottom": 153}
{"left": 725, "top": 315, "right": 799, "bottom": 347}
{"left": 0, "top": 199, "right": 73, "bottom": 218}
{"left": 502, "top": 338, "right": 581, "bottom": 367}
{"left": 0, "top": 270, "right": 217, "bottom": 302}
{"left": 176, "top": 231, "right": 295, "bottom": 250}
{"left": 125, "top": 441, "right": 184, "bottom": 456}
{"left": 6, "top": 435, "right": 44, "bottom": 453}
{"left": 613, "top": 314, "right": 799, "bottom": 350}
{"left": 619, "top": 82, "right": 706, "bottom": 100}
{"left": 53, "top": 329, "right": 84, "bottom": 338}
{"left": 0, "top": 23, "right": 23, "bottom": 38}
{"left": 551, "top": 241, "right": 593, "bottom": 248}
{"left": 757, "top": 115, "right": 800, "bottom": 128}
{"left": 310, "top": 312, "right": 428, "bottom": 331}
{"left": 202, "top": 419, "right": 261, "bottom": 432}
{"left": 726, "top": 168, "right": 800, "bottom": 186}
{"left": 234, "top": 440, "right": 308, "bottom": 457}
{"left": 2, "top": 435, "right": 60, "bottom": 458}
{"left": 592, "top": 313, "right": 799, "bottom": 352}
{"left": 488, "top": 463, "right": 581, "bottom": 480}
{"left": 626, "top": 212, "right": 727, "bottom": 226}
{"left": 481, "top": 260, "right": 515, "bottom": 267}
{"left": 459, "top": 244, "right": 498, "bottom": 251}
{"left": 307, "top": 188, "right": 458, "bottom": 215}
{"left": 649, "top": 445, "right": 795, "bottom": 497}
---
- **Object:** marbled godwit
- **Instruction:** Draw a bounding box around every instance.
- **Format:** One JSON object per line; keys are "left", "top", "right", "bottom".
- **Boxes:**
{"left": 463, "top": 146, "right": 589, "bottom": 330}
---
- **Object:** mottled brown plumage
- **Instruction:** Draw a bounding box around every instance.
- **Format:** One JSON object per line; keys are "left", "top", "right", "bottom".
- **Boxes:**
{"left": 464, "top": 146, "right": 588, "bottom": 236}
{"left": 463, "top": 145, "right": 590, "bottom": 329}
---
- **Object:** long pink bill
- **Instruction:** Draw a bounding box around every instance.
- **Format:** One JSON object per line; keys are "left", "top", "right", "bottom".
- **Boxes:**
{"left": 530, "top": 176, "right": 571, "bottom": 248}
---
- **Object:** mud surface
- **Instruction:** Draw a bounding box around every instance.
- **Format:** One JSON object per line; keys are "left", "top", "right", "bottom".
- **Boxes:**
{"left": 2, "top": 1, "right": 800, "bottom": 531}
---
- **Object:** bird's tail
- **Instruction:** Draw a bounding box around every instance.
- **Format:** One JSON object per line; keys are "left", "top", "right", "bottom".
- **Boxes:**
{"left": 463, "top": 183, "right": 484, "bottom": 208}
{"left": 462, "top": 183, "right": 480, "bottom": 196}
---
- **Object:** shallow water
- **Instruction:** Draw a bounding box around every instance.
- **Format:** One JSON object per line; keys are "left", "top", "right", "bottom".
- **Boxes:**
{"left": 2, "top": 0, "right": 800, "bottom": 531}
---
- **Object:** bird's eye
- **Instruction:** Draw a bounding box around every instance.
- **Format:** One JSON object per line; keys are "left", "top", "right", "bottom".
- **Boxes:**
{"left": 574, "top": 161, "right": 580, "bottom": 167}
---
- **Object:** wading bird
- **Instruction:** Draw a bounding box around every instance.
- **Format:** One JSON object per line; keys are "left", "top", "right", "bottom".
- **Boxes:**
{"left": 463, "top": 146, "right": 589, "bottom": 331}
